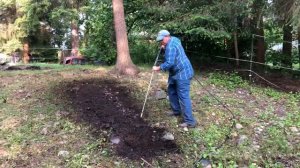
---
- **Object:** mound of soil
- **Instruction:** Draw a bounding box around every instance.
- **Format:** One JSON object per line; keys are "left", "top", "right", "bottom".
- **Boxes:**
{"left": 56, "top": 78, "right": 179, "bottom": 160}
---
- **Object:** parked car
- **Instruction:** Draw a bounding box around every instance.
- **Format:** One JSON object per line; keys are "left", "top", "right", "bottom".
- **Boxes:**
{"left": 271, "top": 40, "right": 298, "bottom": 51}
{"left": 63, "top": 56, "right": 85, "bottom": 65}
{"left": 0, "top": 53, "right": 10, "bottom": 65}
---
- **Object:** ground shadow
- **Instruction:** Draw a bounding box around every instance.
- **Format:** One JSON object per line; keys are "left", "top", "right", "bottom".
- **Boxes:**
{"left": 54, "top": 78, "right": 179, "bottom": 160}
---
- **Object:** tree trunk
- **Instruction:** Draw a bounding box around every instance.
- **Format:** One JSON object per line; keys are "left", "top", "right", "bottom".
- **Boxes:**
{"left": 112, "top": 0, "right": 139, "bottom": 76}
{"left": 282, "top": 25, "right": 293, "bottom": 68}
{"left": 278, "top": 0, "right": 294, "bottom": 68}
{"left": 233, "top": 32, "right": 239, "bottom": 66}
{"left": 252, "top": 0, "right": 265, "bottom": 71}
{"left": 298, "top": 27, "right": 300, "bottom": 69}
{"left": 71, "top": 20, "right": 79, "bottom": 57}
{"left": 22, "top": 41, "right": 30, "bottom": 64}
{"left": 256, "top": 24, "right": 265, "bottom": 63}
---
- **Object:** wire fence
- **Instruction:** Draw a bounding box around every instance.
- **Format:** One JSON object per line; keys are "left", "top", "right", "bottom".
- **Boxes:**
{"left": 214, "top": 55, "right": 300, "bottom": 72}
{"left": 186, "top": 33, "right": 300, "bottom": 92}
{"left": 253, "top": 34, "right": 300, "bottom": 46}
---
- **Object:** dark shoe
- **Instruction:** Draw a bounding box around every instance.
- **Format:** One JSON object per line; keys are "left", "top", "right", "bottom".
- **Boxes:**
{"left": 167, "top": 112, "right": 181, "bottom": 117}
{"left": 179, "top": 122, "right": 196, "bottom": 128}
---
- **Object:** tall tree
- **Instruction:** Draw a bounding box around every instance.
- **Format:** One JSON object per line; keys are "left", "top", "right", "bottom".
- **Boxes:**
{"left": 298, "top": 27, "right": 300, "bottom": 69}
{"left": 68, "top": 0, "right": 81, "bottom": 57}
{"left": 274, "top": 0, "right": 294, "bottom": 68}
{"left": 288, "top": 0, "right": 299, "bottom": 68}
{"left": 83, "top": 0, "right": 116, "bottom": 64}
{"left": 282, "top": 24, "right": 293, "bottom": 67}
{"left": 252, "top": 0, "right": 266, "bottom": 64}
{"left": 112, "top": 0, "right": 139, "bottom": 76}
{"left": 289, "top": 0, "right": 300, "bottom": 27}
{"left": 50, "top": 0, "right": 88, "bottom": 57}
{"left": 0, "top": 0, "right": 23, "bottom": 56}
{"left": 0, "top": 0, "right": 54, "bottom": 63}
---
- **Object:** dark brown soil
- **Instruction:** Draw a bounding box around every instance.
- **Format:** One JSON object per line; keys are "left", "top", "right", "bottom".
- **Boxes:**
{"left": 55, "top": 78, "right": 179, "bottom": 160}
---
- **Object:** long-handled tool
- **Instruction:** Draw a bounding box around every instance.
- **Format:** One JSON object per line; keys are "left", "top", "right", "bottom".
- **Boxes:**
{"left": 140, "top": 48, "right": 162, "bottom": 118}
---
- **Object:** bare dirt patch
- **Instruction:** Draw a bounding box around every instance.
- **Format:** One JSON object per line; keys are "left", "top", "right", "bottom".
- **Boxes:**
{"left": 0, "top": 148, "right": 9, "bottom": 158}
{"left": 54, "top": 78, "right": 179, "bottom": 160}
{"left": 0, "top": 117, "right": 22, "bottom": 130}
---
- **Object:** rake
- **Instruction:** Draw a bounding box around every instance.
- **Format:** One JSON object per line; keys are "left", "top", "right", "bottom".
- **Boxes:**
{"left": 140, "top": 48, "right": 162, "bottom": 118}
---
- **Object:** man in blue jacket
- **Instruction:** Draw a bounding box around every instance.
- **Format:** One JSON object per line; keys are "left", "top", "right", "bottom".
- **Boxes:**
{"left": 152, "top": 30, "right": 197, "bottom": 128}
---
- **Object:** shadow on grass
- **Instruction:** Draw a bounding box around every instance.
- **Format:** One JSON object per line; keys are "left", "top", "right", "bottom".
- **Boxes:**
{"left": 53, "top": 77, "right": 180, "bottom": 160}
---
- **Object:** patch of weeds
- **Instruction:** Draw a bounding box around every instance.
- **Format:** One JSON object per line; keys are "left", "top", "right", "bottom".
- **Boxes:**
{"left": 156, "top": 98, "right": 169, "bottom": 108}
{"left": 257, "top": 107, "right": 275, "bottom": 121}
{"left": 225, "top": 97, "right": 244, "bottom": 107}
{"left": 201, "top": 124, "right": 230, "bottom": 149}
{"left": 6, "top": 127, "right": 29, "bottom": 144}
{"left": 67, "top": 153, "right": 92, "bottom": 168}
{"left": 85, "top": 141, "right": 102, "bottom": 151}
{"left": 292, "top": 92, "right": 300, "bottom": 100}
{"left": 3, "top": 119, "right": 45, "bottom": 154}
{"left": 62, "top": 120, "right": 77, "bottom": 133}
{"left": 249, "top": 86, "right": 288, "bottom": 102}
{"left": 200, "top": 95, "right": 215, "bottom": 105}
{"left": 262, "top": 159, "right": 285, "bottom": 168}
{"left": 248, "top": 163, "right": 259, "bottom": 168}
{"left": 264, "top": 88, "right": 284, "bottom": 100}
{"left": 208, "top": 72, "right": 248, "bottom": 91}
{"left": 214, "top": 160, "right": 238, "bottom": 168}
{"left": 248, "top": 87, "right": 269, "bottom": 99}
{"left": 196, "top": 146, "right": 243, "bottom": 168}
{"left": 189, "top": 128, "right": 202, "bottom": 143}
{"left": 284, "top": 94, "right": 300, "bottom": 113}
{"left": 196, "top": 122, "right": 248, "bottom": 166}
{"left": 284, "top": 112, "right": 300, "bottom": 127}
{"left": 232, "top": 108, "right": 243, "bottom": 117}
{"left": 100, "top": 148, "right": 110, "bottom": 157}
{"left": 64, "top": 130, "right": 111, "bottom": 167}
{"left": 258, "top": 113, "right": 270, "bottom": 121}
{"left": 261, "top": 126, "right": 290, "bottom": 155}
{"left": 239, "top": 116, "right": 255, "bottom": 127}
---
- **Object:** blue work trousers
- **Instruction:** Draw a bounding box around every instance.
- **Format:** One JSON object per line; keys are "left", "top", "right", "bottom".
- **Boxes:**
{"left": 168, "top": 78, "right": 196, "bottom": 125}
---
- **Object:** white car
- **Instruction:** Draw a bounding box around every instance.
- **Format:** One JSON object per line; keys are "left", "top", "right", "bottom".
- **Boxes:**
{"left": 0, "top": 53, "right": 11, "bottom": 64}
{"left": 271, "top": 40, "right": 299, "bottom": 51}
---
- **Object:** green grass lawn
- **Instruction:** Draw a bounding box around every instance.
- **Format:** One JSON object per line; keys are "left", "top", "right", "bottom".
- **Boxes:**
{"left": 0, "top": 64, "right": 299, "bottom": 167}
